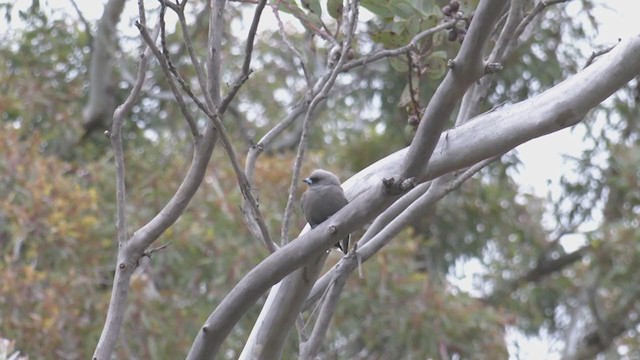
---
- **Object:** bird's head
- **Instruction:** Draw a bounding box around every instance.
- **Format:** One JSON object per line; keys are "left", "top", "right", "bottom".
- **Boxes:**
{"left": 303, "top": 169, "right": 341, "bottom": 187}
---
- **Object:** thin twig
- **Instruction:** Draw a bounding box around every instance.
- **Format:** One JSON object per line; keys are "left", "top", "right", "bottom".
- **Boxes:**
{"left": 218, "top": 0, "right": 268, "bottom": 114}
{"left": 512, "top": 0, "right": 573, "bottom": 41}
{"left": 584, "top": 41, "right": 619, "bottom": 68}
{"left": 270, "top": 1, "right": 311, "bottom": 86}
{"left": 341, "top": 19, "right": 457, "bottom": 73}
{"left": 165, "top": 0, "right": 214, "bottom": 109}
{"left": 406, "top": 51, "right": 420, "bottom": 117}
{"left": 68, "top": 0, "right": 93, "bottom": 46}
{"left": 143, "top": 241, "right": 172, "bottom": 257}
{"left": 137, "top": 20, "right": 200, "bottom": 138}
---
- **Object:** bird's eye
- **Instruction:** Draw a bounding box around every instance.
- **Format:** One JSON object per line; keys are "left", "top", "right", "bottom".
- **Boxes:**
{"left": 310, "top": 177, "right": 318, "bottom": 183}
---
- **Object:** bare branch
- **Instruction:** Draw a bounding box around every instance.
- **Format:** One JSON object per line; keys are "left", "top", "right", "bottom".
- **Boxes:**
{"left": 137, "top": 20, "right": 200, "bottom": 138}
{"left": 152, "top": 0, "right": 277, "bottom": 252}
{"left": 243, "top": 100, "right": 307, "bottom": 240}
{"left": 68, "top": 0, "right": 93, "bottom": 45}
{"left": 566, "top": 289, "right": 640, "bottom": 360}
{"left": 270, "top": 2, "right": 311, "bottom": 86}
{"left": 218, "top": 0, "right": 268, "bottom": 114}
{"left": 299, "top": 262, "right": 348, "bottom": 359}
{"left": 485, "top": 244, "right": 591, "bottom": 304}
{"left": 92, "top": 2, "right": 156, "bottom": 358}
{"left": 489, "top": 0, "right": 524, "bottom": 64}
{"left": 340, "top": 19, "right": 457, "bottom": 73}
{"left": 166, "top": 0, "right": 214, "bottom": 109}
{"left": 81, "top": 0, "right": 126, "bottom": 139}
{"left": 584, "top": 41, "right": 619, "bottom": 68}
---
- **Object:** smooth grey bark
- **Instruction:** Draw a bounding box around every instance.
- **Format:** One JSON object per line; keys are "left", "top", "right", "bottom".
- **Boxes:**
{"left": 185, "top": 34, "right": 640, "bottom": 360}
{"left": 239, "top": 253, "right": 328, "bottom": 359}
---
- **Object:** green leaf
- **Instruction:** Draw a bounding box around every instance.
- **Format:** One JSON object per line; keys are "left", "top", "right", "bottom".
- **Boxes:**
{"left": 407, "top": 15, "right": 420, "bottom": 37}
{"left": 389, "top": 56, "right": 409, "bottom": 72}
{"left": 305, "top": 0, "right": 322, "bottom": 16}
{"left": 275, "top": 0, "right": 305, "bottom": 15}
{"left": 424, "top": 50, "right": 448, "bottom": 79}
{"left": 390, "top": 1, "right": 416, "bottom": 19}
{"left": 361, "top": 0, "right": 392, "bottom": 18}
{"left": 327, "top": 0, "right": 343, "bottom": 19}
{"left": 370, "top": 30, "right": 409, "bottom": 48}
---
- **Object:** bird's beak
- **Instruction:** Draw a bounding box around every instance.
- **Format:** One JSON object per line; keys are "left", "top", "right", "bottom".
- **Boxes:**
{"left": 303, "top": 178, "right": 312, "bottom": 185}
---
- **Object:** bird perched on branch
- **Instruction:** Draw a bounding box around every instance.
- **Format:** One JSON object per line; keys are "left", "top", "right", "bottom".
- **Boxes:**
{"left": 301, "top": 169, "right": 350, "bottom": 254}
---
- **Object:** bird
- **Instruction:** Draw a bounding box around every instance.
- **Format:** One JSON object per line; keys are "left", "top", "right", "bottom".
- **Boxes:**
{"left": 301, "top": 169, "right": 350, "bottom": 254}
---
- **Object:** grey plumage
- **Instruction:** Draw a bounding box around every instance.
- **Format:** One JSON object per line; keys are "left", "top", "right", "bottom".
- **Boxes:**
{"left": 301, "top": 169, "right": 350, "bottom": 254}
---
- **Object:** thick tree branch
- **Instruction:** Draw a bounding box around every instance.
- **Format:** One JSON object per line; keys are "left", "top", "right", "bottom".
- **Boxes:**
{"left": 402, "top": 0, "right": 508, "bottom": 179}
{"left": 186, "top": 34, "right": 640, "bottom": 359}
{"left": 485, "top": 244, "right": 591, "bottom": 304}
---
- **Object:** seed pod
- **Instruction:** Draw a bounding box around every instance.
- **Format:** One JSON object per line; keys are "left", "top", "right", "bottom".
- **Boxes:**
{"left": 449, "top": 0, "right": 460, "bottom": 13}
{"left": 448, "top": 29, "right": 458, "bottom": 42}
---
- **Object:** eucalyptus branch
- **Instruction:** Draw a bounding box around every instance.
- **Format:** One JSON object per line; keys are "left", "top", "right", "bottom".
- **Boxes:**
{"left": 146, "top": 2, "right": 277, "bottom": 253}
{"left": 68, "top": 0, "right": 93, "bottom": 46}
{"left": 137, "top": 20, "right": 200, "bottom": 138}
{"left": 165, "top": 0, "right": 214, "bottom": 109}
{"left": 299, "top": 268, "right": 348, "bottom": 359}
{"left": 402, "top": 0, "right": 508, "bottom": 179}
{"left": 584, "top": 42, "right": 619, "bottom": 68}
{"left": 270, "top": 1, "right": 311, "bottom": 86}
{"left": 218, "top": 0, "right": 268, "bottom": 114}
{"left": 92, "top": 2, "right": 155, "bottom": 358}
{"left": 489, "top": 0, "right": 524, "bottom": 63}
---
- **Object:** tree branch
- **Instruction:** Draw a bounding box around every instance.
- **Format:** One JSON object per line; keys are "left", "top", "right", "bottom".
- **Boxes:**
{"left": 485, "top": 244, "right": 591, "bottom": 304}
{"left": 92, "top": 2, "right": 155, "bottom": 358}
{"left": 218, "top": 0, "right": 267, "bottom": 114}
{"left": 402, "top": 0, "right": 508, "bottom": 179}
